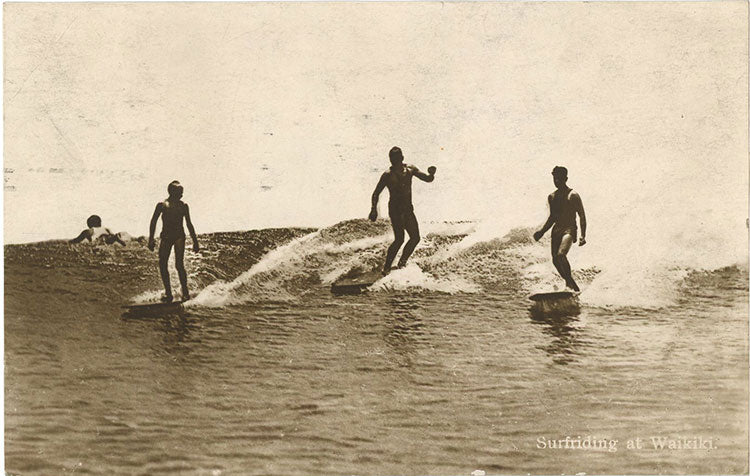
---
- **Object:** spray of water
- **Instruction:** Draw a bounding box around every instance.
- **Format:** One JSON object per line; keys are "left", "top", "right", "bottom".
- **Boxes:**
{"left": 142, "top": 151, "right": 746, "bottom": 310}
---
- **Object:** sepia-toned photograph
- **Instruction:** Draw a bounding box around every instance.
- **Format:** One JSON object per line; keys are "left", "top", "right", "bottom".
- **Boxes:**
{"left": 4, "top": 2, "right": 748, "bottom": 474}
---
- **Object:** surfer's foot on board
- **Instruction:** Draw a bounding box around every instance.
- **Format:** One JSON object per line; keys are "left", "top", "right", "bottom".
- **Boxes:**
{"left": 161, "top": 294, "right": 174, "bottom": 303}
{"left": 383, "top": 263, "right": 405, "bottom": 275}
{"left": 565, "top": 280, "right": 580, "bottom": 292}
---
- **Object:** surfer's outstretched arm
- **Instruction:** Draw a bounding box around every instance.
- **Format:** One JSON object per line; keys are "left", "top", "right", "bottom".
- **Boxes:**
{"left": 369, "top": 173, "right": 387, "bottom": 221}
{"left": 533, "top": 195, "right": 556, "bottom": 241}
{"left": 574, "top": 192, "right": 587, "bottom": 245}
{"left": 412, "top": 165, "right": 436, "bottom": 182}
{"left": 184, "top": 203, "right": 199, "bottom": 252}
{"left": 148, "top": 203, "right": 163, "bottom": 251}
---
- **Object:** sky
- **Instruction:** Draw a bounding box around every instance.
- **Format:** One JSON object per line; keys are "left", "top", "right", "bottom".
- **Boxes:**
{"left": 4, "top": 2, "right": 748, "bottom": 247}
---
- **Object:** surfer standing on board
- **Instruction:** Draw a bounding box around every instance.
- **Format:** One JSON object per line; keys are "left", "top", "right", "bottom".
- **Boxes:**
{"left": 533, "top": 166, "right": 587, "bottom": 292}
{"left": 369, "top": 146, "right": 436, "bottom": 274}
{"left": 148, "top": 181, "right": 199, "bottom": 302}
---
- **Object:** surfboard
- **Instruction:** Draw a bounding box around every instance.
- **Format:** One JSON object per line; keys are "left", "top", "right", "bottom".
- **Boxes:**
{"left": 122, "top": 300, "right": 188, "bottom": 314}
{"left": 331, "top": 268, "right": 383, "bottom": 295}
{"left": 528, "top": 291, "right": 579, "bottom": 302}
{"left": 528, "top": 290, "right": 581, "bottom": 318}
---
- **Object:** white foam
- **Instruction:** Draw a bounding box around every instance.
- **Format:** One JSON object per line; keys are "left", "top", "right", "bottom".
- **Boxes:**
{"left": 421, "top": 220, "right": 477, "bottom": 237}
{"left": 190, "top": 232, "right": 320, "bottom": 307}
{"left": 190, "top": 231, "right": 397, "bottom": 307}
{"left": 130, "top": 289, "right": 164, "bottom": 304}
{"left": 369, "top": 263, "right": 480, "bottom": 294}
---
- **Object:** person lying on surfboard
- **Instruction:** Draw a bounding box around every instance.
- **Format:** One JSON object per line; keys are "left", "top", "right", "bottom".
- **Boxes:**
{"left": 148, "top": 181, "right": 199, "bottom": 302}
{"left": 369, "top": 146, "right": 436, "bottom": 274}
{"left": 69, "top": 215, "right": 127, "bottom": 246}
{"left": 533, "top": 166, "right": 587, "bottom": 292}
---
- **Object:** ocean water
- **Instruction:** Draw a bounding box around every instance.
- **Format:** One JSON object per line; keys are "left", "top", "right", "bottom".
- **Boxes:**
{"left": 5, "top": 220, "right": 748, "bottom": 475}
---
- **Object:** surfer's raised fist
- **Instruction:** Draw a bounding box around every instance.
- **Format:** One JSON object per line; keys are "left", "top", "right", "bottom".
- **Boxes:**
{"left": 427, "top": 166, "right": 436, "bottom": 176}
{"left": 368, "top": 209, "right": 378, "bottom": 222}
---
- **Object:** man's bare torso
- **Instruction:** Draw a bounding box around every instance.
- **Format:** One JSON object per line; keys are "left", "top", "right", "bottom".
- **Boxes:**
{"left": 160, "top": 199, "right": 187, "bottom": 238}
{"left": 382, "top": 164, "right": 415, "bottom": 208}
{"left": 549, "top": 188, "right": 578, "bottom": 233}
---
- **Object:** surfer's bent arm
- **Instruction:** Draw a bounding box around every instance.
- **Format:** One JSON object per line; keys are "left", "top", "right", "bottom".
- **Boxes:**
{"left": 184, "top": 203, "right": 199, "bottom": 251}
{"left": 411, "top": 165, "right": 436, "bottom": 183}
{"left": 574, "top": 192, "right": 587, "bottom": 244}
{"left": 69, "top": 230, "right": 92, "bottom": 244}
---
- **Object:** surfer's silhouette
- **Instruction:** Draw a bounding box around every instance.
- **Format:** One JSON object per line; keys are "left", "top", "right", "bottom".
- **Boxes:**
{"left": 148, "top": 181, "right": 199, "bottom": 302}
{"left": 69, "top": 215, "right": 127, "bottom": 246}
{"left": 533, "top": 166, "right": 587, "bottom": 292}
{"left": 369, "top": 146, "right": 436, "bottom": 273}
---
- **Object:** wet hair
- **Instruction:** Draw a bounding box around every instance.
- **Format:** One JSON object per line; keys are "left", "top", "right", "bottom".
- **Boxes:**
{"left": 389, "top": 146, "right": 403, "bottom": 165}
{"left": 86, "top": 215, "right": 102, "bottom": 228}
{"left": 552, "top": 166, "right": 568, "bottom": 179}
{"left": 167, "top": 180, "right": 183, "bottom": 197}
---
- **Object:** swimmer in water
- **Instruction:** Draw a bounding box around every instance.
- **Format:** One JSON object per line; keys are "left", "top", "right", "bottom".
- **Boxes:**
{"left": 533, "top": 166, "right": 587, "bottom": 292}
{"left": 69, "top": 215, "right": 127, "bottom": 246}
{"left": 148, "top": 181, "right": 199, "bottom": 302}
{"left": 369, "top": 146, "right": 436, "bottom": 273}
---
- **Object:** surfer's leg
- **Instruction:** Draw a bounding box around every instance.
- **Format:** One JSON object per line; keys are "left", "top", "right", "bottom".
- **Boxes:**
{"left": 398, "top": 211, "right": 420, "bottom": 268}
{"left": 158, "top": 238, "right": 173, "bottom": 301}
{"left": 554, "top": 233, "right": 579, "bottom": 292}
{"left": 174, "top": 237, "right": 189, "bottom": 299}
{"left": 384, "top": 212, "right": 405, "bottom": 273}
{"left": 550, "top": 230, "right": 563, "bottom": 277}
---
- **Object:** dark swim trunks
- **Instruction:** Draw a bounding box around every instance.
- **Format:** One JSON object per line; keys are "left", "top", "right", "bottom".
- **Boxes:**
{"left": 551, "top": 226, "right": 577, "bottom": 253}
{"left": 388, "top": 203, "right": 416, "bottom": 228}
{"left": 160, "top": 229, "right": 186, "bottom": 244}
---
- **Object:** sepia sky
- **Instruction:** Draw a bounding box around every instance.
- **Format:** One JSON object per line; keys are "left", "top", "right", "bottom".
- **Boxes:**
{"left": 4, "top": 2, "right": 748, "bottom": 246}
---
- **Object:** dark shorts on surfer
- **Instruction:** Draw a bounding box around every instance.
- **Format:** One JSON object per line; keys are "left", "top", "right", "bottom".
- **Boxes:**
{"left": 388, "top": 203, "right": 417, "bottom": 232}
{"left": 160, "top": 229, "right": 186, "bottom": 246}
{"left": 551, "top": 226, "right": 577, "bottom": 254}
